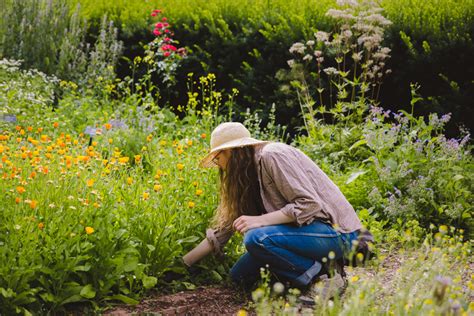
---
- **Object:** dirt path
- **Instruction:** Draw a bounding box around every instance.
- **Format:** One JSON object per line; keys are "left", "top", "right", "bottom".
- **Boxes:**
{"left": 103, "top": 284, "right": 248, "bottom": 315}
{"left": 102, "top": 249, "right": 473, "bottom": 316}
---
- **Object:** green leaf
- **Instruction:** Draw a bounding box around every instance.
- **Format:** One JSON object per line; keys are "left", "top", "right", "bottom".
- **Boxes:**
{"left": 346, "top": 171, "right": 368, "bottom": 184}
{"left": 182, "top": 282, "right": 196, "bottom": 290}
{"left": 0, "top": 287, "right": 14, "bottom": 298}
{"left": 80, "top": 285, "right": 96, "bottom": 299}
{"left": 453, "top": 175, "right": 464, "bottom": 181}
{"left": 73, "top": 264, "right": 91, "bottom": 272}
{"left": 142, "top": 276, "right": 157, "bottom": 289}
{"left": 59, "top": 294, "right": 84, "bottom": 305}
{"left": 105, "top": 294, "right": 139, "bottom": 305}
{"left": 123, "top": 258, "right": 139, "bottom": 272}
{"left": 349, "top": 139, "right": 367, "bottom": 151}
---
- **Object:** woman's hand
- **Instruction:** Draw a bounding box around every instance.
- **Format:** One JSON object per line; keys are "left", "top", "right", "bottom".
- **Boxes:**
{"left": 233, "top": 211, "right": 295, "bottom": 234}
{"left": 233, "top": 215, "right": 265, "bottom": 234}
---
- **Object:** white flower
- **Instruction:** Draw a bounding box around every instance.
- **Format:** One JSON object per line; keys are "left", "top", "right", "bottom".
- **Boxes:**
{"left": 323, "top": 67, "right": 339, "bottom": 75}
{"left": 289, "top": 42, "right": 306, "bottom": 54}
{"left": 303, "top": 54, "right": 313, "bottom": 61}
{"left": 315, "top": 31, "right": 329, "bottom": 43}
{"left": 287, "top": 59, "right": 296, "bottom": 68}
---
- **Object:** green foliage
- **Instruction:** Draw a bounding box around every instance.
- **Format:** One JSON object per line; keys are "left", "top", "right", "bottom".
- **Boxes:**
{"left": 0, "top": 0, "right": 123, "bottom": 88}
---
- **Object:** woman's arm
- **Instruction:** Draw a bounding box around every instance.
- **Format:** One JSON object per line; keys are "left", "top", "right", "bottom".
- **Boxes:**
{"left": 233, "top": 210, "right": 294, "bottom": 234}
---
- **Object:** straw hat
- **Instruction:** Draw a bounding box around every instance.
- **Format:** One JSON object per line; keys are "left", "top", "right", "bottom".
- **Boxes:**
{"left": 200, "top": 122, "right": 270, "bottom": 168}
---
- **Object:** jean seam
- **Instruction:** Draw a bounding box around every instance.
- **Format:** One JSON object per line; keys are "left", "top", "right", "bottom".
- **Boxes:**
{"left": 255, "top": 234, "right": 299, "bottom": 272}
{"left": 259, "top": 232, "right": 341, "bottom": 239}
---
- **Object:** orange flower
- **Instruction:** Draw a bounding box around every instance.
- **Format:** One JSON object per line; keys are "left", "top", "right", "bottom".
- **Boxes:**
{"left": 134, "top": 155, "right": 141, "bottom": 163}
{"left": 53, "top": 122, "right": 59, "bottom": 128}
{"left": 187, "top": 140, "right": 193, "bottom": 146}
{"left": 15, "top": 125, "right": 21, "bottom": 131}
{"left": 27, "top": 126, "right": 33, "bottom": 132}
{"left": 16, "top": 186, "right": 26, "bottom": 194}
{"left": 86, "top": 179, "right": 95, "bottom": 187}
{"left": 15, "top": 197, "right": 21, "bottom": 204}
{"left": 200, "top": 133, "right": 207, "bottom": 139}
{"left": 38, "top": 222, "right": 45, "bottom": 230}
{"left": 85, "top": 226, "right": 94, "bottom": 235}
{"left": 29, "top": 200, "right": 38, "bottom": 209}
{"left": 104, "top": 123, "right": 112, "bottom": 130}
{"left": 146, "top": 134, "right": 153, "bottom": 142}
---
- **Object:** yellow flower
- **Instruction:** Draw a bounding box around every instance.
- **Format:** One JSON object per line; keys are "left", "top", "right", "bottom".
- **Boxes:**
{"left": 86, "top": 179, "right": 95, "bottom": 187}
{"left": 192, "top": 181, "right": 198, "bottom": 187}
{"left": 350, "top": 275, "right": 359, "bottom": 282}
{"left": 127, "top": 177, "right": 133, "bottom": 185}
{"left": 188, "top": 201, "right": 195, "bottom": 208}
{"left": 118, "top": 157, "right": 129, "bottom": 164}
{"left": 153, "top": 184, "right": 162, "bottom": 192}
{"left": 85, "top": 226, "right": 94, "bottom": 235}
{"left": 143, "top": 192, "right": 150, "bottom": 200}
{"left": 134, "top": 155, "right": 141, "bottom": 163}
{"left": 146, "top": 134, "right": 153, "bottom": 142}
{"left": 177, "top": 163, "right": 184, "bottom": 170}
{"left": 187, "top": 140, "right": 193, "bottom": 146}
{"left": 196, "top": 189, "right": 203, "bottom": 196}
{"left": 108, "top": 138, "right": 113, "bottom": 144}
{"left": 159, "top": 140, "right": 167, "bottom": 146}
{"left": 236, "top": 310, "right": 247, "bottom": 316}
{"left": 439, "top": 225, "right": 448, "bottom": 235}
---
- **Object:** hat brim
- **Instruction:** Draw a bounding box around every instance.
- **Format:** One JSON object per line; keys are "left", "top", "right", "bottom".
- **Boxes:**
{"left": 199, "top": 137, "right": 270, "bottom": 168}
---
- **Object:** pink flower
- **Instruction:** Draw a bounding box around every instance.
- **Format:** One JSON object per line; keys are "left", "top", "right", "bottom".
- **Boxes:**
{"left": 155, "top": 23, "right": 163, "bottom": 28}
{"left": 163, "top": 23, "right": 169, "bottom": 27}
{"left": 151, "top": 12, "right": 157, "bottom": 17}
{"left": 164, "top": 52, "right": 171, "bottom": 57}
{"left": 162, "top": 17, "right": 167, "bottom": 22}
{"left": 164, "top": 37, "right": 171, "bottom": 42}
{"left": 168, "top": 45, "right": 177, "bottom": 51}
{"left": 153, "top": 29, "right": 161, "bottom": 36}
{"left": 164, "top": 29, "right": 170, "bottom": 34}
{"left": 161, "top": 45, "right": 169, "bottom": 51}
{"left": 153, "top": 9, "right": 162, "bottom": 13}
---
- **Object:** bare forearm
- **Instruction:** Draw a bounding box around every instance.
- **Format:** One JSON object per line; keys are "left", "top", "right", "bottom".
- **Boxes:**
{"left": 260, "top": 210, "right": 294, "bottom": 226}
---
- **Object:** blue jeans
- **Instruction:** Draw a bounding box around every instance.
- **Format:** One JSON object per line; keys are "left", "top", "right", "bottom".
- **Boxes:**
{"left": 230, "top": 221, "right": 358, "bottom": 289}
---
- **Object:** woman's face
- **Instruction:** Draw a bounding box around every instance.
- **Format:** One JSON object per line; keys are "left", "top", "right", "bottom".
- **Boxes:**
{"left": 213, "top": 149, "right": 231, "bottom": 170}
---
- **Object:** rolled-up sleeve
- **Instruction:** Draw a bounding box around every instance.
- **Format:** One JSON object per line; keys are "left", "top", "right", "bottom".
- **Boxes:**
{"left": 262, "top": 151, "right": 328, "bottom": 226}
{"left": 206, "top": 227, "right": 234, "bottom": 256}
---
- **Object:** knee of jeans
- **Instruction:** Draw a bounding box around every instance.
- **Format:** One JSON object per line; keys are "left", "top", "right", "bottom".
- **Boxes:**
{"left": 243, "top": 228, "right": 266, "bottom": 253}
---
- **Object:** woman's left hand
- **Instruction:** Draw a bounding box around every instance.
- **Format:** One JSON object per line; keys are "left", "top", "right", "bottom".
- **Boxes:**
{"left": 233, "top": 215, "right": 265, "bottom": 234}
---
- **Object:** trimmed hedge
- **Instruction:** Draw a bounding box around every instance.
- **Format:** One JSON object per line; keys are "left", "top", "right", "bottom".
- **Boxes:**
{"left": 13, "top": 0, "right": 474, "bottom": 133}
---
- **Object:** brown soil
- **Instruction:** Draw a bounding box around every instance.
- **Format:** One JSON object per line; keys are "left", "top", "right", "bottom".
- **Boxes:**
{"left": 102, "top": 284, "right": 249, "bottom": 316}
{"left": 102, "top": 249, "right": 473, "bottom": 316}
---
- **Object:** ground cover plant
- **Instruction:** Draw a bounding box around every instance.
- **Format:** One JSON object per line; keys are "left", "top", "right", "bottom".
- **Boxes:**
{"left": 0, "top": 0, "right": 473, "bottom": 314}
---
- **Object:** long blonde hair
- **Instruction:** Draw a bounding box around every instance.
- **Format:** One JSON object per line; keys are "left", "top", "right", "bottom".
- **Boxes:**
{"left": 212, "top": 145, "right": 264, "bottom": 230}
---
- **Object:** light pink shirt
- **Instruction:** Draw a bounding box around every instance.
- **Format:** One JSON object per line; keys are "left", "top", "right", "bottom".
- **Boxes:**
{"left": 206, "top": 142, "right": 363, "bottom": 254}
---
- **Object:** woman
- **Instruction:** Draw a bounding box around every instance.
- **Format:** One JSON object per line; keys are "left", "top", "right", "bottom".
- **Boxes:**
{"left": 183, "top": 122, "right": 371, "bottom": 302}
